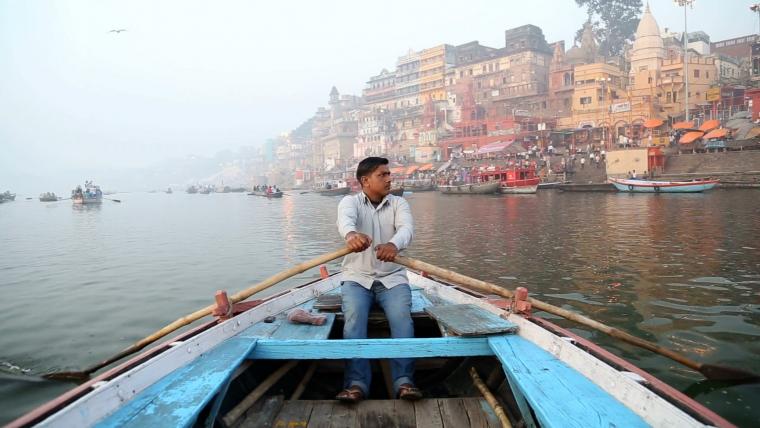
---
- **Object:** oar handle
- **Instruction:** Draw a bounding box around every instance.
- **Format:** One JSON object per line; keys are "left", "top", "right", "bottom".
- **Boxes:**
{"left": 81, "top": 247, "right": 352, "bottom": 375}
{"left": 394, "top": 256, "right": 703, "bottom": 372}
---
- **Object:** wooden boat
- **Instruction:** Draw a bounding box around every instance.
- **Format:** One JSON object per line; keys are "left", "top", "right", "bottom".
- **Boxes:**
{"left": 71, "top": 182, "right": 102, "bottom": 204}
{"left": 166, "top": 188, "right": 173, "bottom": 194}
{"left": 11, "top": 266, "right": 733, "bottom": 428}
{"left": 609, "top": 177, "right": 719, "bottom": 193}
{"left": 186, "top": 186, "right": 198, "bottom": 194}
{"left": 1, "top": 190, "right": 17, "bottom": 202}
{"left": 39, "top": 192, "right": 59, "bottom": 202}
{"left": 313, "top": 186, "right": 351, "bottom": 196}
{"left": 248, "top": 190, "right": 284, "bottom": 198}
{"left": 557, "top": 183, "right": 617, "bottom": 192}
{"left": 389, "top": 187, "right": 405, "bottom": 197}
{"left": 399, "top": 179, "right": 436, "bottom": 191}
{"left": 437, "top": 180, "right": 500, "bottom": 195}
{"left": 496, "top": 167, "right": 540, "bottom": 194}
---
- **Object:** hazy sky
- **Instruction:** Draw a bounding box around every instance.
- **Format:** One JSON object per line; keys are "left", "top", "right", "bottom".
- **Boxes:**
{"left": 0, "top": 0, "right": 755, "bottom": 191}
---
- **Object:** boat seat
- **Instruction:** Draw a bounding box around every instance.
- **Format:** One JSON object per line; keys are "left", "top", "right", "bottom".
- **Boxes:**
{"left": 239, "top": 301, "right": 337, "bottom": 340}
{"left": 488, "top": 335, "right": 648, "bottom": 428}
{"left": 424, "top": 303, "right": 517, "bottom": 336}
{"left": 94, "top": 337, "right": 258, "bottom": 428}
{"left": 313, "top": 286, "right": 433, "bottom": 318}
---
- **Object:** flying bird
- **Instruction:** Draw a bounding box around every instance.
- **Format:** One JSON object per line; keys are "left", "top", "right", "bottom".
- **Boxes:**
{"left": 109, "top": 29, "right": 127, "bottom": 34}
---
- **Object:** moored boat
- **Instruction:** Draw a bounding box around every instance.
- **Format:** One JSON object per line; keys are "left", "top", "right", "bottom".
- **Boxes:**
{"left": 609, "top": 177, "right": 719, "bottom": 193}
{"left": 389, "top": 187, "right": 405, "bottom": 197}
{"left": 71, "top": 182, "right": 102, "bottom": 204}
{"left": 497, "top": 167, "right": 540, "bottom": 194}
{"left": 39, "top": 192, "right": 59, "bottom": 202}
{"left": 10, "top": 259, "right": 735, "bottom": 428}
{"left": 438, "top": 180, "right": 500, "bottom": 194}
{"left": 186, "top": 185, "right": 198, "bottom": 194}
{"left": 166, "top": 187, "right": 173, "bottom": 194}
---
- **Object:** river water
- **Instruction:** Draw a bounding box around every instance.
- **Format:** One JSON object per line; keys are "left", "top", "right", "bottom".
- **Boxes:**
{"left": 1, "top": 190, "right": 758, "bottom": 426}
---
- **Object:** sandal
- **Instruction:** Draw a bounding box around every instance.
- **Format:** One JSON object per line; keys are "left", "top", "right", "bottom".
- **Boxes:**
{"left": 336, "top": 386, "right": 365, "bottom": 403}
{"left": 397, "top": 383, "right": 422, "bottom": 401}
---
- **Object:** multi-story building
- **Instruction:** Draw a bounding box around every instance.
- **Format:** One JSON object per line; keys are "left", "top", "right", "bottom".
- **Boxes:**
{"left": 363, "top": 68, "right": 396, "bottom": 111}
{"left": 445, "top": 25, "right": 552, "bottom": 121}
{"left": 419, "top": 44, "right": 456, "bottom": 103}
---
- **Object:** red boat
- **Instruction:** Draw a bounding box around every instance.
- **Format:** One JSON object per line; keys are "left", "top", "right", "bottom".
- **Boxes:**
{"left": 473, "top": 166, "right": 540, "bottom": 194}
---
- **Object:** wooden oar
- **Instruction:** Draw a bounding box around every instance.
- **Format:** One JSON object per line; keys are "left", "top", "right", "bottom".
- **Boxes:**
{"left": 43, "top": 247, "right": 352, "bottom": 382}
{"left": 395, "top": 255, "right": 760, "bottom": 382}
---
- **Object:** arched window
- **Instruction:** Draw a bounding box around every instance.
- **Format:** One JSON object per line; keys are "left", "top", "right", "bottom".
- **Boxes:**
{"left": 563, "top": 73, "right": 571, "bottom": 86}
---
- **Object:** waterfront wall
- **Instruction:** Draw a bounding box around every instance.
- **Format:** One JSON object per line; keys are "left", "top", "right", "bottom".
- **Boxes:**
{"left": 662, "top": 151, "right": 760, "bottom": 185}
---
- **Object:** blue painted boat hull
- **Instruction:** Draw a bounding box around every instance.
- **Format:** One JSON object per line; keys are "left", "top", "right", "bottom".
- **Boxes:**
{"left": 609, "top": 178, "right": 718, "bottom": 193}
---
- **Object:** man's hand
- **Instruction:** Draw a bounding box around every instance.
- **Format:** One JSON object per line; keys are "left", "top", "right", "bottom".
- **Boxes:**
{"left": 375, "top": 243, "right": 398, "bottom": 262}
{"left": 345, "top": 232, "right": 372, "bottom": 253}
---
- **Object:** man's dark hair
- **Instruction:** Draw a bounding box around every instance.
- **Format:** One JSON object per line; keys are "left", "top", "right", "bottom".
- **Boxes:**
{"left": 356, "top": 157, "right": 389, "bottom": 184}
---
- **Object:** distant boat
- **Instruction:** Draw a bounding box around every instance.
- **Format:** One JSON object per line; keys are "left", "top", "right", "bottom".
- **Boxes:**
{"left": 248, "top": 190, "right": 283, "bottom": 198}
{"left": 389, "top": 187, "right": 405, "bottom": 197}
{"left": 313, "top": 181, "right": 351, "bottom": 196}
{"left": 166, "top": 188, "right": 173, "bottom": 194}
{"left": 199, "top": 186, "right": 212, "bottom": 194}
{"left": 0, "top": 191, "right": 16, "bottom": 203}
{"left": 71, "top": 182, "right": 103, "bottom": 204}
{"left": 186, "top": 186, "right": 198, "bottom": 194}
{"left": 609, "top": 177, "right": 719, "bottom": 193}
{"left": 39, "top": 192, "right": 59, "bottom": 202}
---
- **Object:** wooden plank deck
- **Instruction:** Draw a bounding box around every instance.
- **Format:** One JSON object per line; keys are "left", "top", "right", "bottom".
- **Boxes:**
{"left": 251, "top": 398, "right": 500, "bottom": 428}
{"left": 424, "top": 304, "right": 517, "bottom": 336}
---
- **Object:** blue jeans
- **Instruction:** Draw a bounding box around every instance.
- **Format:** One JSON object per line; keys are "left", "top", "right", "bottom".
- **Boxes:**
{"left": 341, "top": 280, "right": 415, "bottom": 396}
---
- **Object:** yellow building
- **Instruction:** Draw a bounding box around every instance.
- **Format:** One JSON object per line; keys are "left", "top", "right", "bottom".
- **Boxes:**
{"left": 419, "top": 45, "right": 453, "bottom": 103}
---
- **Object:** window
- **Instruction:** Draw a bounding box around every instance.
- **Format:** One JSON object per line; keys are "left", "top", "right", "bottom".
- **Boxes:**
{"left": 648, "top": 77, "right": 652, "bottom": 84}
{"left": 694, "top": 69, "right": 700, "bottom": 78}
{"left": 666, "top": 92, "right": 672, "bottom": 103}
{"left": 580, "top": 96, "right": 592, "bottom": 105}
{"left": 706, "top": 71, "right": 709, "bottom": 79}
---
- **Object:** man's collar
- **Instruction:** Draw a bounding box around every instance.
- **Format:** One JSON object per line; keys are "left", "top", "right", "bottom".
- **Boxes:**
{"left": 360, "top": 191, "right": 389, "bottom": 207}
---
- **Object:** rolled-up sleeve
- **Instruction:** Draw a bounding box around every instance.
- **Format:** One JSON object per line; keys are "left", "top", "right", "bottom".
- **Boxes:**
{"left": 336, "top": 196, "right": 358, "bottom": 239}
{"left": 388, "top": 198, "right": 413, "bottom": 251}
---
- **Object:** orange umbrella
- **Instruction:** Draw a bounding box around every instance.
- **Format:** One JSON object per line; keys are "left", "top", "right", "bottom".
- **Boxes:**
{"left": 703, "top": 128, "right": 727, "bottom": 139}
{"left": 643, "top": 118, "right": 664, "bottom": 128}
{"left": 699, "top": 120, "right": 720, "bottom": 132}
{"left": 672, "top": 121, "right": 695, "bottom": 130}
{"left": 679, "top": 131, "right": 704, "bottom": 144}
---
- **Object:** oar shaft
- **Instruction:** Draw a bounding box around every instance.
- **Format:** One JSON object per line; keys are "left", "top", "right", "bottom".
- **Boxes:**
{"left": 81, "top": 247, "right": 352, "bottom": 375}
{"left": 394, "top": 256, "right": 703, "bottom": 372}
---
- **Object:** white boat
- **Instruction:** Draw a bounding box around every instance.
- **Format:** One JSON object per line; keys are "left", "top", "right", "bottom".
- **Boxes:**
{"left": 10, "top": 263, "right": 734, "bottom": 428}
{"left": 609, "top": 177, "right": 719, "bottom": 193}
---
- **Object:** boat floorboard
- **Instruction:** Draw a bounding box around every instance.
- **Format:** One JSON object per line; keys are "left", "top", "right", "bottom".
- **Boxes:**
{"left": 242, "top": 397, "right": 500, "bottom": 428}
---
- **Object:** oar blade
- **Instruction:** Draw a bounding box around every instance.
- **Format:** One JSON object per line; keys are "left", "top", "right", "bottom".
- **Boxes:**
{"left": 700, "top": 363, "right": 760, "bottom": 382}
{"left": 42, "top": 371, "right": 91, "bottom": 383}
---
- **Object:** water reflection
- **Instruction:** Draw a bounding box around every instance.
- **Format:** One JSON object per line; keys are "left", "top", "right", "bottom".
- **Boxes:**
{"left": 0, "top": 190, "right": 758, "bottom": 425}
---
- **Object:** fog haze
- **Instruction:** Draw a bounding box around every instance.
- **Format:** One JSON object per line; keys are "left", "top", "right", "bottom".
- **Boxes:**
{"left": 1, "top": 0, "right": 752, "bottom": 193}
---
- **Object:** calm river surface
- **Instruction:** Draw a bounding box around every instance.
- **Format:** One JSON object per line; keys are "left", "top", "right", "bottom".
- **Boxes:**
{"left": 1, "top": 190, "right": 759, "bottom": 426}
